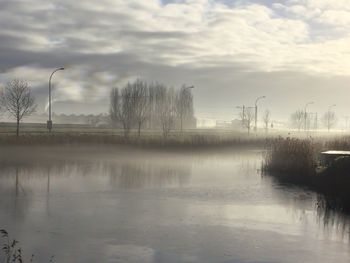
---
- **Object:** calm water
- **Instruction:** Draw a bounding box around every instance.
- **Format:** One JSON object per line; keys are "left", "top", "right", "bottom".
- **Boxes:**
{"left": 0, "top": 146, "right": 350, "bottom": 263}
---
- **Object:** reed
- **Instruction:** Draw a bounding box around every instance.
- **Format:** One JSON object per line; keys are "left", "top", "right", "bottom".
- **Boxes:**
{"left": 1, "top": 229, "right": 54, "bottom": 263}
{"left": 262, "top": 136, "right": 350, "bottom": 213}
{"left": 0, "top": 132, "right": 270, "bottom": 149}
{"left": 262, "top": 137, "right": 318, "bottom": 180}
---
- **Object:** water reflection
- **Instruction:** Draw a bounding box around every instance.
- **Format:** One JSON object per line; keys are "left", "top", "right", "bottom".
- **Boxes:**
{"left": 265, "top": 176, "right": 350, "bottom": 244}
{"left": 0, "top": 147, "right": 350, "bottom": 262}
{"left": 316, "top": 195, "right": 350, "bottom": 241}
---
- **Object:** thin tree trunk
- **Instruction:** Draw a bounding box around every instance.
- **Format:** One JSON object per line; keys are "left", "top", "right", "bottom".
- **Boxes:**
{"left": 138, "top": 122, "right": 141, "bottom": 137}
{"left": 16, "top": 118, "right": 19, "bottom": 137}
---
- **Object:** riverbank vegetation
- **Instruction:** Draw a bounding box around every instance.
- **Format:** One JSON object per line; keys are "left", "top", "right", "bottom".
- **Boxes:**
{"left": 262, "top": 136, "right": 350, "bottom": 212}
{"left": 0, "top": 229, "right": 54, "bottom": 263}
{"left": 0, "top": 129, "right": 271, "bottom": 149}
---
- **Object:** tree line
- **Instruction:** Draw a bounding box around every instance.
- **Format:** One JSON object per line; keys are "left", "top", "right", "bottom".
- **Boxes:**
{"left": 238, "top": 107, "right": 271, "bottom": 135}
{"left": 0, "top": 78, "right": 195, "bottom": 137}
{"left": 110, "top": 80, "right": 195, "bottom": 137}
{"left": 290, "top": 109, "right": 337, "bottom": 132}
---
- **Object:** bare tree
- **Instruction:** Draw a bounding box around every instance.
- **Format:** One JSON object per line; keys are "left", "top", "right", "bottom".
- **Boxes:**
{"left": 262, "top": 109, "right": 270, "bottom": 133}
{"left": 322, "top": 111, "right": 337, "bottom": 132}
{"left": 159, "top": 87, "right": 176, "bottom": 137}
{"left": 119, "top": 84, "right": 135, "bottom": 137}
{"left": 238, "top": 107, "right": 245, "bottom": 129}
{"left": 175, "top": 86, "right": 194, "bottom": 131}
{"left": 109, "top": 81, "right": 195, "bottom": 136}
{"left": 1, "top": 79, "right": 37, "bottom": 137}
{"left": 290, "top": 110, "right": 304, "bottom": 131}
{"left": 131, "top": 80, "right": 149, "bottom": 137}
{"left": 109, "top": 87, "right": 120, "bottom": 127}
{"left": 243, "top": 108, "right": 254, "bottom": 135}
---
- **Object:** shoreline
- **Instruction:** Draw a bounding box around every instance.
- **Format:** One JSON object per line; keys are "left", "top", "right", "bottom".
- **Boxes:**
{"left": 262, "top": 137, "right": 350, "bottom": 213}
{"left": 0, "top": 132, "right": 271, "bottom": 151}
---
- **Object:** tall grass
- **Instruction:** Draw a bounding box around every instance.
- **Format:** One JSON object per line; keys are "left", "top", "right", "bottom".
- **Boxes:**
{"left": 0, "top": 132, "right": 270, "bottom": 149}
{"left": 262, "top": 137, "right": 318, "bottom": 180}
{"left": 262, "top": 136, "right": 350, "bottom": 213}
{"left": 325, "top": 136, "right": 350, "bottom": 151}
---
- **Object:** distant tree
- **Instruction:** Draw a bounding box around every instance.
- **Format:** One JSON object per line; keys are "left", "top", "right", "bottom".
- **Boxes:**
{"left": 131, "top": 80, "right": 149, "bottom": 137}
{"left": 322, "top": 111, "right": 337, "bottom": 132}
{"left": 0, "top": 79, "right": 37, "bottom": 137}
{"left": 175, "top": 86, "right": 194, "bottom": 131}
{"left": 119, "top": 84, "right": 135, "bottom": 137}
{"left": 109, "top": 80, "right": 195, "bottom": 136}
{"left": 243, "top": 108, "right": 254, "bottom": 135}
{"left": 109, "top": 87, "right": 120, "bottom": 127}
{"left": 159, "top": 87, "right": 176, "bottom": 137}
{"left": 262, "top": 109, "right": 270, "bottom": 133}
{"left": 290, "top": 110, "right": 304, "bottom": 131}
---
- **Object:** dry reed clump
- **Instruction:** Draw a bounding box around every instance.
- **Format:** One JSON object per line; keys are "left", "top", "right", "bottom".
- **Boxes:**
{"left": 325, "top": 136, "right": 350, "bottom": 151}
{"left": 1, "top": 229, "right": 54, "bottom": 262}
{"left": 262, "top": 137, "right": 317, "bottom": 178}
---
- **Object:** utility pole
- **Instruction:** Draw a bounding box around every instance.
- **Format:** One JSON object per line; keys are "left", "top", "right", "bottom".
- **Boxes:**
{"left": 327, "top": 104, "right": 336, "bottom": 132}
{"left": 308, "top": 112, "right": 318, "bottom": 131}
{"left": 304, "top": 101, "right": 314, "bottom": 132}
{"left": 315, "top": 112, "right": 318, "bottom": 131}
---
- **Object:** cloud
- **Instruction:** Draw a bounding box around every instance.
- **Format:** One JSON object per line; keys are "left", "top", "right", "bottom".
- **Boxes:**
{"left": 0, "top": 0, "right": 350, "bottom": 118}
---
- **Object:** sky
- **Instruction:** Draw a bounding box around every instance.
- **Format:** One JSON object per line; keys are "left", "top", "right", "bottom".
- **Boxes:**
{"left": 1, "top": 0, "right": 350, "bottom": 123}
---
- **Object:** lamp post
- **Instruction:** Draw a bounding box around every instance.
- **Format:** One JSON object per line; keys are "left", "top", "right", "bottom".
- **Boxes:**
{"left": 327, "top": 104, "right": 336, "bottom": 132}
{"left": 180, "top": 85, "right": 194, "bottom": 132}
{"left": 48, "top": 67, "right": 64, "bottom": 132}
{"left": 254, "top": 96, "right": 266, "bottom": 132}
{"left": 304, "top": 101, "right": 314, "bottom": 131}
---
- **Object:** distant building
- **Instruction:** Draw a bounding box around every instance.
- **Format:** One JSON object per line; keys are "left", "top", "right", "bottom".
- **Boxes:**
{"left": 215, "top": 120, "right": 232, "bottom": 129}
{"left": 26, "top": 113, "right": 110, "bottom": 127}
{"left": 196, "top": 118, "right": 216, "bottom": 128}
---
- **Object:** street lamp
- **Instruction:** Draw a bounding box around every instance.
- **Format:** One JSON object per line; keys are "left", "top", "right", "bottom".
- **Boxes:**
{"left": 180, "top": 85, "right": 194, "bottom": 132}
{"left": 48, "top": 67, "right": 64, "bottom": 132}
{"left": 254, "top": 96, "right": 266, "bottom": 132}
{"left": 304, "top": 101, "right": 314, "bottom": 131}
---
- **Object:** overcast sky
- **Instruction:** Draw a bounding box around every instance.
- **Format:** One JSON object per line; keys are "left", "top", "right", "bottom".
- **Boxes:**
{"left": 1, "top": 0, "right": 350, "bottom": 122}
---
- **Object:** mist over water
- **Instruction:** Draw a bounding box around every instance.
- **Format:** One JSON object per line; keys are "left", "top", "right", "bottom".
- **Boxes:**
{"left": 0, "top": 146, "right": 350, "bottom": 263}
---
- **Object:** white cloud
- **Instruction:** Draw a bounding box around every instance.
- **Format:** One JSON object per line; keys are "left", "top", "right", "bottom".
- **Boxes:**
{"left": 1, "top": 0, "right": 350, "bottom": 114}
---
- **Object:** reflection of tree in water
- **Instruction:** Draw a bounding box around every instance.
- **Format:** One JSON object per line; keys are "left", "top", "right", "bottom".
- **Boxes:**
{"left": 263, "top": 175, "right": 350, "bottom": 243}
{"left": 316, "top": 195, "right": 350, "bottom": 242}
{"left": 0, "top": 157, "right": 191, "bottom": 192}
{"left": 109, "top": 162, "right": 191, "bottom": 189}
{"left": 0, "top": 160, "right": 98, "bottom": 219}
{"left": 239, "top": 157, "right": 260, "bottom": 176}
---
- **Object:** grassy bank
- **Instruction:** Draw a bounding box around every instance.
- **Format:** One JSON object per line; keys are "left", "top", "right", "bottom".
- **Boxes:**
{"left": 0, "top": 130, "right": 272, "bottom": 149}
{"left": 262, "top": 136, "right": 350, "bottom": 212}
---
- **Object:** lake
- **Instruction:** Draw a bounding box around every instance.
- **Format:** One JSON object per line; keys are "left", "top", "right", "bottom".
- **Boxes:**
{"left": 0, "top": 146, "right": 349, "bottom": 262}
